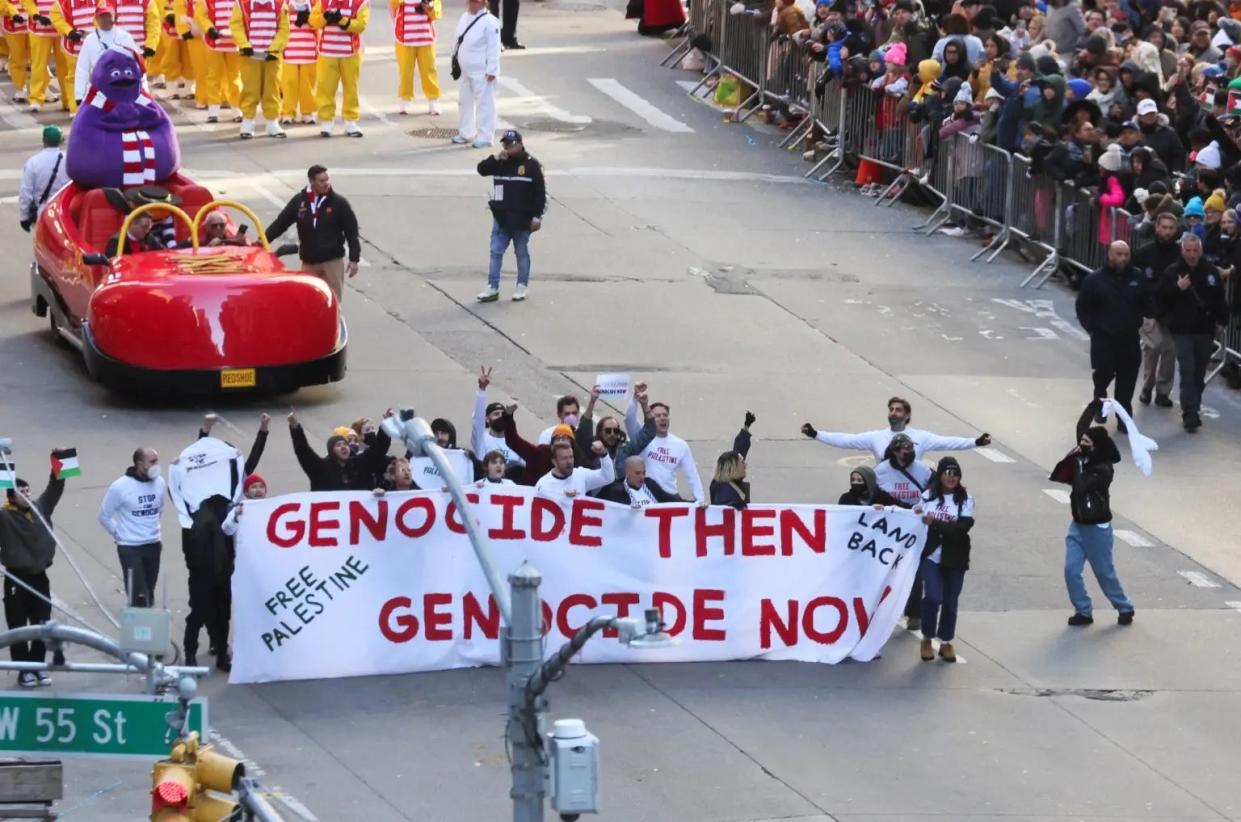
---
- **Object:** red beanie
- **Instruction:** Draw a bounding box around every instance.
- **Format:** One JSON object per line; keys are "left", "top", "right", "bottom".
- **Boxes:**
{"left": 243, "top": 473, "right": 266, "bottom": 492}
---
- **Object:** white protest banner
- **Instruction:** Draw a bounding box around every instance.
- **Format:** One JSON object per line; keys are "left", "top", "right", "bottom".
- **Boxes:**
{"left": 409, "top": 449, "right": 475, "bottom": 490}
{"left": 231, "top": 488, "right": 925, "bottom": 684}
{"left": 594, "top": 372, "right": 630, "bottom": 400}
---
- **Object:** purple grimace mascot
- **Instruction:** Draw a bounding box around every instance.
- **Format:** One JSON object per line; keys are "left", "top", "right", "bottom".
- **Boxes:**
{"left": 66, "top": 49, "right": 180, "bottom": 189}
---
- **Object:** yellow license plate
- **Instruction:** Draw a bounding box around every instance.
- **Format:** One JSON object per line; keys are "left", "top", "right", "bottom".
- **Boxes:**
{"left": 220, "top": 368, "right": 257, "bottom": 389}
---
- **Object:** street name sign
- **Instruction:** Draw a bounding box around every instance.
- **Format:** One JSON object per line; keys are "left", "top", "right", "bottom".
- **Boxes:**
{"left": 0, "top": 692, "right": 207, "bottom": 758}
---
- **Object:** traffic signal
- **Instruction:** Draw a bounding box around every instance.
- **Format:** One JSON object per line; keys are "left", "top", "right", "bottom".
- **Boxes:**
{"left": 150, "top": 731, "right": 245, "bottom": 822}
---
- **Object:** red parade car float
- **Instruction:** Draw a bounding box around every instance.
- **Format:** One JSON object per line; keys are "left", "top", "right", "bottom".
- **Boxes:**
{"left": 29, "top": 173, "right": 347, "bottom": 394}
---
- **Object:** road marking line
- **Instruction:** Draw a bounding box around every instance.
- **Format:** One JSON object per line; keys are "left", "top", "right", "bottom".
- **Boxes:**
{"left": 360, "top": 95, "right": 394, "bottom": 127}
{"left": 496, "top": 76, "right": 591, "bottom": 124}
{"left": 588, "top": 77, "right": 694, "bottom": 133}
{"left": 974, "top": 447, "right": 1015, "bottom": 464}
{"left": 1225, "top": 601, "right": 1241, "bottom": 613}
{"left": 1042, "top": 489, "right": 1071, "bottom": 504}
{"left": 1114, "top": 529, "right": 1153, "bottom": 548}
{"left": 1179, "top": 570, "right": 1222, "bottom": 588}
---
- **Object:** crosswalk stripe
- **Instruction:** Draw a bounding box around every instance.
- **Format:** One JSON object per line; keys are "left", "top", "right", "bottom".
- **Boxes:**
{"left": 1042, "top": 489, "right": 1071, "bottom": 504}
{"left": 1178, "top": 570, "right": 1221, "bottom": 588}
{"left": 588, "top": 77, "right": 694, "bottom": 133}
{"left": 1114, "top": 529, "right": 1153, "bottom": 548}
{"left": 974, "top": 447, "right": 1015, "bottom": 464}
{"left": 496, "top": 76, "right": 591, "bottom": 124}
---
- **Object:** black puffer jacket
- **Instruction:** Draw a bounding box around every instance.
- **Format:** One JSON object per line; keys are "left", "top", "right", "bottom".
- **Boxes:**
{"left": 1049, "top": 401, "right": 1120, "bottom": 525}
{"left": 0, "top": 474, "right": 64, "bottom": 573}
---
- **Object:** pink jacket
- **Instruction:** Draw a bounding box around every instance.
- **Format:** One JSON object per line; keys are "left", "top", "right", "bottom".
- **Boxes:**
{"left": 1097, "top": 175, "right": 1125, "bottom": 245}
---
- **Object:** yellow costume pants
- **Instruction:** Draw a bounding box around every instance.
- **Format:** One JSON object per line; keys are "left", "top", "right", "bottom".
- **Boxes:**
{"left": 60, "top": 48, "right": 77, "bottom": 112}
{"left": 0, "top": 33, "right": 8, "bottom": 57}
{"left": 203, "top": 48, "right": 239, "bottom": 106}
{"left": 156, "top": 37, "right": 190, "bottom": 83}
{"left": 395, "top": 42, "right": 438, "bottom": 101}
{"left": 187, "top": 38, "right": 208, "bottom": 105}
{"left": 279, "top": 61, "right": 315, "bottom": 118}
{"left": 27, "top": 36, "right": 68, "bottom": 107}
{"left": 315, "top": 53, "right": 359, "bottom": 122}
{"left": 4, "top": 32, "right": 28, "bottom": 94}
{"left": 238, "top": 56, "right": 279, "bottom": 120}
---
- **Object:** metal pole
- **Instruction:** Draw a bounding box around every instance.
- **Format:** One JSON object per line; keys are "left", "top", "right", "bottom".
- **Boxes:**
{"left": 401, "top": 417, "right": 513, "bottom": 625}
{"left": 507, "top": 563, "right": 545, "bottom": 822}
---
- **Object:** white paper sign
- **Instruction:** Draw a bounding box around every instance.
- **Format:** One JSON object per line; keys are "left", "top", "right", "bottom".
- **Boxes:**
{"left": 595, "top": 372, "right": 631, "bottom": 399}
{"left": 231, "top": 488, "right": 925, "bottom": 683}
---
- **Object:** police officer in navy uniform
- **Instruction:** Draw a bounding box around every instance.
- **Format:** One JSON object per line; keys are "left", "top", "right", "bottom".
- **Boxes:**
{"left": 475, "top": 129, "right": 545, "bottom": 304}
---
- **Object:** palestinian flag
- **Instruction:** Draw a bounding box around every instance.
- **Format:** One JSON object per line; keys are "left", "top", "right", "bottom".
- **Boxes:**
{"left": 51, "top": 449, "right": 81, "bottom": 479}
{"left": 0, "top": 464, "right": 13, "bottom": 489}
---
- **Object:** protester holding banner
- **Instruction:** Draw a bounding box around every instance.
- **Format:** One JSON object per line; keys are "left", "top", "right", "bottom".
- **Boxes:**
{"left": 1051, "top": 400, "right": 1135, "bottom": 627}
{"left": 472, "top": 365, "right": 525, "bottom": 478}
{"left": 221, "top": 473, "right": 269, "bottom": 537}
{"left": 475, "top": 450, "right": 516, "bottom": 486}
{"left": 917, "top": 456, "right": 974, "bottom": 663}
{"left": 532, "top": 439, "right": 614, "bottom": 501}
{"left": 288, "top": 408, "right": 393, "bottom": 490}
{"left": 801, "top": 396, "right": 991, "bottom": 461}
{"left": 837, "top": 466, "right": 900, "bottom": 507}
{"left": 875, "top": 433, "right": 932, "bottom": 630}
{"left": 374, "top": 457, "right": 417, "bottom": 493}
{"left": 1, "top": 451, "right": 67, "bottom": 687}
{"left": 98, "top": 447, "right": 165, "bottom": 608}
{"left": 596, "top": 455, "right": 680, "bottom": 507}
{"left": 709, "top": 412, "right": 755, "bottom": 509}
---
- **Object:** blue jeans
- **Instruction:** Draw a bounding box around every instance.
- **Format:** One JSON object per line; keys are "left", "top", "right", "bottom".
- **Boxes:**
{"left": 1064, "top": 522, "right": 1133, "bottom": 617}
{"left": 488, "top": 221, "right": 531, "bottom": 289}
{"left": 920, "top": 558, "right": 965, "bottom": 641}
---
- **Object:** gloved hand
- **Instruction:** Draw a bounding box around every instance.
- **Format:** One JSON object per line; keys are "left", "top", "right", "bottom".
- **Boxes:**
{"left": 164, "top": 11, "right": 175, "bottom": 24}
{"left": 322, "top": 8, "right": 341, "bottom": 21}
{"left": 20, "top": 219, "right": 31, "bottom": 232}
{"left": 974, "top": 433, "right": 992, "bottom": 447}
{"left": 295, "top": 7, "right": 309, "bottom": 24}
{"left": 239, "top": 45, "right": 254, "bottom": 56}
{"left": 12, "top": 13, "right": 24, "bottom": 23}
{"left": 800, "top": 423, "right": 817, "bottom": 438}
{"left": 67, "top": 28, "right": 83, "bottom": 41}
{"left": 265, "top": 51, "right": 278, "bottom": 60}
{"left": 744, "top": 411, "right": 756, "bottom": 428}
{"left": 142, "top": 45, "right": 156, "bottom": 57}
{"left": 181, "top": 29, "right": 193, "bottom": 39}
{"left": 35, "top": 14, "right": 52, "bottom": 26}
{"left": 207, "top": 26, "right": 219, "bottom": 38}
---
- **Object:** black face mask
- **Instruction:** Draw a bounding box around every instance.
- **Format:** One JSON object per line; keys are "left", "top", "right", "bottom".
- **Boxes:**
{"left": 349, "top": 443, "right": 362, "bottom": 456}
{"left": 888, "top": 414, "right": 902, "bottom": 427}
{"left": 363, "top": 432, "right": 376, "bottom": 446}
{"left": 850, "top": 483, "right": 868, "bottom": 495}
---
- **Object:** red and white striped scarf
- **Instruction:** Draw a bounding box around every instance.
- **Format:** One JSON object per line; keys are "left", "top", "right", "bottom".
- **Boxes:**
{"left": 82, "top": 86, "right": 160, "bottom": 186}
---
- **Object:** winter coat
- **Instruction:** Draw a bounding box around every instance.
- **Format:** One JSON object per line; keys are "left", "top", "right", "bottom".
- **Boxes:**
{"left": 1076, "top": 263, "right": 1150, "bottom": 337}
{"left": 708, "top": 427, "right": 753, "bottom": 510}
{"left": 0, "top": 475, "right": 64, "bottom": 573}
{"left": 1049, "top": 401, "right": 1120, "bottom": 525}
{"left": 920, "top": 495, "right": 975, "bottom": 570}
{"left": 1156, "top": 258, "right": 1230, "bottom": 334}
{"left": 290, "top": 424, "right": 392, "bottom": 491}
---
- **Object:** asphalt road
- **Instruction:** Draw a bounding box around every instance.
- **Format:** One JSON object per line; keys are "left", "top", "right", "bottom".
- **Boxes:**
{"left": 1, "top": 2, "right": 1241, "bottom": 819}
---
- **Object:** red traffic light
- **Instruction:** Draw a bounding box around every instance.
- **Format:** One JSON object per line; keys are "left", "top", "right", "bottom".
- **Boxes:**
{"left": 153, "top": 780, "right": 190, "bottom": 807}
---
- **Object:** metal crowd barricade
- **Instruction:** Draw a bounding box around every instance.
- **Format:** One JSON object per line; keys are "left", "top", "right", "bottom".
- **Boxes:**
{"left": 709, "top": 4, "right": 769, "bottom": 121}
{"left": 1055, "top": 181, "right": 1106, "bottom": 278}
{"left": 661, "top": 0, "right": 717, "bottom": 67}
{"left": 805, "top": 74, "right": 847, "bottom": 179}
{"left": 1208, "top": 273, "right": 1241, "bottom": 385}
{"left": 1011, "top": 155, "right": 1060, "bottom": 287}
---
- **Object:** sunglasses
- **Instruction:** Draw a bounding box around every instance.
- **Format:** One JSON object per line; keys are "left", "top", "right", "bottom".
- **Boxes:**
{"left": 943, "top": 468, "right": 961, "bottom": 476}
{"left": 600, "top": 427, "right": 620, "bottom": 435}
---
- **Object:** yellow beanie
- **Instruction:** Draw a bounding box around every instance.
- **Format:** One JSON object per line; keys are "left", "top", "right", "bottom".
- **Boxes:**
{"left": 333, "top": 426, "right": 353, "bottom": 438}
{"left": 1204, "top": 189, "right": 1227, "bottom": 214}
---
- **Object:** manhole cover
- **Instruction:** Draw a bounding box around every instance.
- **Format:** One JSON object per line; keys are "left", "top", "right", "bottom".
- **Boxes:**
{"left": 521, "top": 118, "right": 589, "bottom": 133}
{"left": 408, "top": 126, "right": 461, "bottom": 139}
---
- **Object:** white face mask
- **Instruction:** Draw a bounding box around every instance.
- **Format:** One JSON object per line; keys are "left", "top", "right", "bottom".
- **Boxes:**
{"left": 562, "top": 413, "right": 580, "bottom": 428}
{"left": 145, "top": 464, "right": 160, "bottom": 480}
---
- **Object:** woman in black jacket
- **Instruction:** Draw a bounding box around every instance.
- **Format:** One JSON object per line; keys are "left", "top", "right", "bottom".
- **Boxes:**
{"left": 837, "top": 465, "right": 899, "bottom": 507}
{"left": 916, "top": 456, "right": 974, "bottom": 663}
{"left": 709, "top": 412, "right": 754, "bottom": 509}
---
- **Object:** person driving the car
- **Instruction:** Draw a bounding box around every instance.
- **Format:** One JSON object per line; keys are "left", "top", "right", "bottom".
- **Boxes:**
{"left": 201, "top": 211, "right": 252, "bottom": 247}
{"left": 104, "top": 212, "right": 166, "bottom": 258}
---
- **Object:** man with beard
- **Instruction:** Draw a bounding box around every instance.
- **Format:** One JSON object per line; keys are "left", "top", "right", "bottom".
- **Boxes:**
{"left": 801, "top": 396, "right": 990, "bottom": 461}
{"left": 471, "top": 366, "right": 525, "bottom": 479}
{"left": 1076, "top": 241, "right": 1147, "bottom": 421}
{"left": 875, "top": 433, "right": 933, "bottom": 630}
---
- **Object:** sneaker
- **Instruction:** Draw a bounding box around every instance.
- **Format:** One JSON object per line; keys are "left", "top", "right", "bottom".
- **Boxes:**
{"left": 344, "top": 120, "right": 363, "bottom": 137}
{"left": 905, "top": 617, "right": 921, "bottom": 632}
{"left": 320, "top": 121, "right": 335, "bottom": 138}
{"left": 304, "top": 113, "right": 318, "bottom": 124}
{"left": 1067, "top": 613, "right": 1094, "bottom": 626}
{"left": 279, "top": 116, "right": 294, "bottom": 125}
{"left": 36, "top": 671, "right": 51, "bottom": 686}
{"left": 938, "top": 642, "right": 957, "bottom": 662}
{"left": 239, "top": 118, "right": 254, "bottom": 139}
{"left": 231, "top": 112, "right": 244, "bottom": 123}
{"left": 14, "top": 91, "right": 28, "bottom": 103}
{"left": 472, "top": 138, "right": 492, "bottom": 148}
{"left": 428, "top": 99, "right": 441, "bottom": 115}
{"left": 398, "top": 100, "right": 411, "bottom": 115}
{"left": 185, "top": 653, "right": 198, "bottom": 667}
{"left": 266, "top": 120, "right": 287, "bottom": 138}
{"left": 26, "top": 103, "right": 40, "bottom": 113}
{"left": 511, "top": 285, "right": 528, "bottom": 301}
{"left": 1138, "top": 389, "right": 1152, "bottom": 405}
{"left": 451, "top": 134, "right": 469, "bottom": 144}
{"left": 206, "top": 104, "right": 220, "bottom": 123}
{"left": 476, "top": 286, "right": 499, "bottom": 303}
{"left": 1154, "top": 394, "right": 1173, "bottom": 408}
{"left": 216, "top": 651, "right": 231, "bottom": 673}
{"left": 1118, "top": 611, "right": 1135, "bottom": 626}
{"left": 502, "top": 39, "right": 526, "bottom": 49}
{"left": 1184, "top": 412, "right": 1202, "bottom": 432}
{"left": 17, "top": 672, "right": 37, "bottom": 688}
{"left": 919, "top": 638, "right": 934, "bottom": 661}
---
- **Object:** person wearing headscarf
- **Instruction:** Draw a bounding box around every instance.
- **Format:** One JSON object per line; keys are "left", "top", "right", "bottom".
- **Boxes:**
{"left": 916, "top": 456, "right": 975, "bottom": 663}
{"left": 1049, "top": 400, "right": 1133, "bottom": 627}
